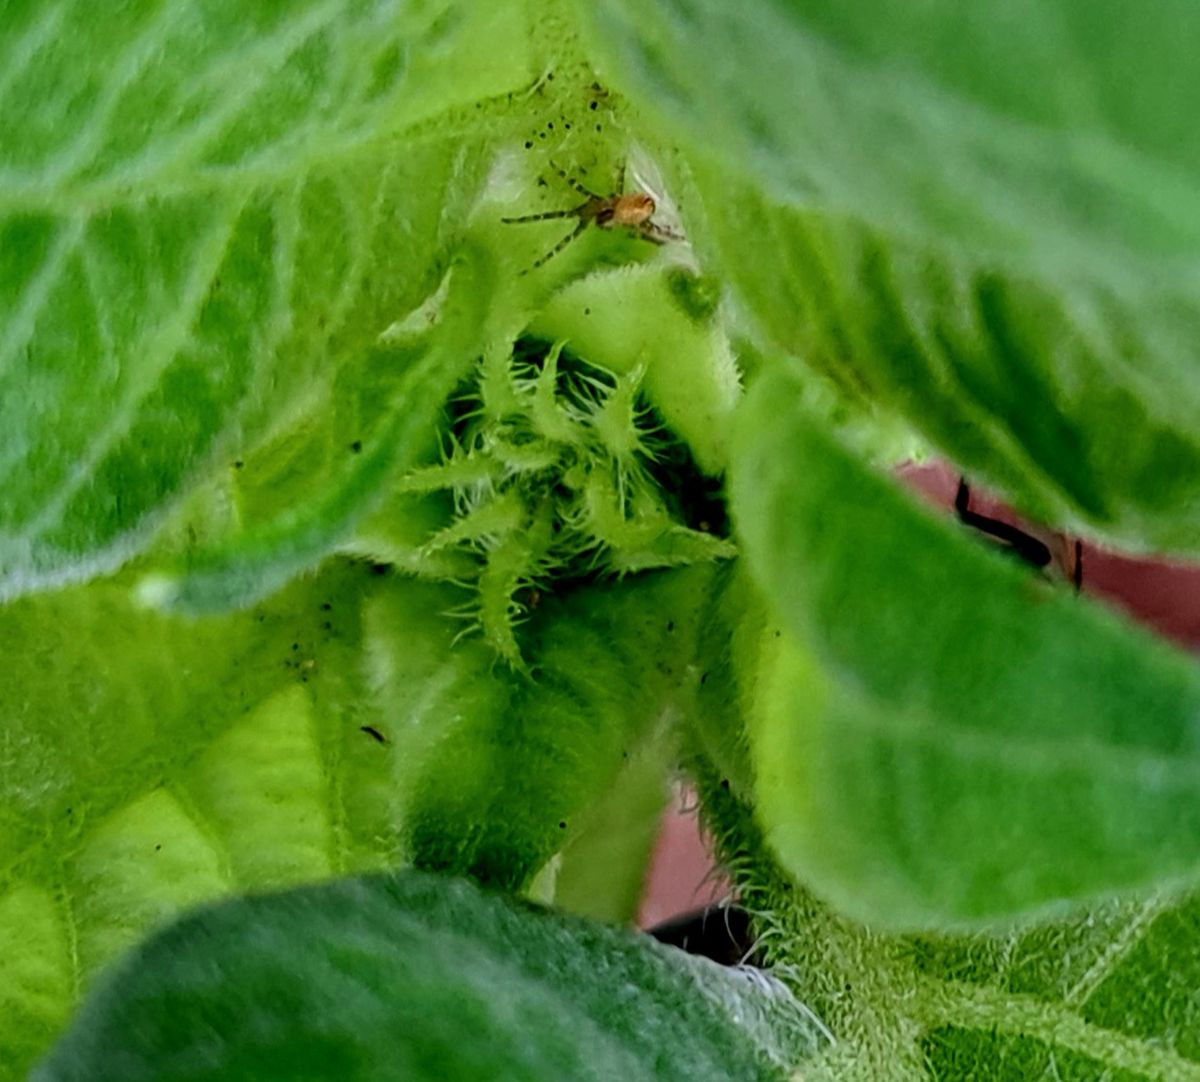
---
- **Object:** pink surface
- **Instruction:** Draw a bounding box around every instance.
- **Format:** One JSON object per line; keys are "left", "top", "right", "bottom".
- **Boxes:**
{"left": 638, "top": 459, "right": 1200, "bottom": 926}
{"left": 637, "top": 786, "right": 729, "bottom": 929}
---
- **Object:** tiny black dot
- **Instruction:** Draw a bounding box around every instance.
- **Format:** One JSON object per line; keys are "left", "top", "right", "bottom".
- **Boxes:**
{"left": 370, "top": 563, "right": 389, "bottom": 576}
{"left": 595, "top": 124, "right": 602, "bottom": 132}
{"left": 666, "top": 621, "right": 675, "bottom": 632}
{"left": 547, "top": 121, "right": 554, "bottom": 129}
{"left": 321, "top": 602, "right": 332, "bottom": 611}
{"left": 291, "top": 642, "right": 299, "bottom": 651}
{"left": 564, "top": 122, "right": 571, "bottom": 130}
{"left": 524, "top": 140, "right": 533, "bottom": 149}
{"left": 774, "top": 630, "right": 781, "bottom": 638}
{"left": 155, "top": 843, "right": 162, "bottom": 851}
{"left": 233, "top": 460, "right": 244, "bottom": 469}
{"left": 584, "top": 307, "right": 591, "bottom": 316}
{"left": 700, "top": 672, "right": 709, "bottom": 685}
{"left": 720, "top": 778, "right": 730, "bottom": 790}
{"left": 589, "top": 101, "right": 598, "bottom": 110}
{"left": 558, "top": 821, "right": 567, "bottom": 829}
{"left": 547, "top": 72, "right": 554, "bottom": 81}
{"left": 350, "top": 440, "right": 362, "bottom": 453}
{"left": 539, "top": 132, "right": 547, "bottom": 139}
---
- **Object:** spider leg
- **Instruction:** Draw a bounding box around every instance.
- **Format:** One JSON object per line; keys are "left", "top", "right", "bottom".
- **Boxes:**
{"left": 501, "top": 205, "right": 587, "bottom": 224}
{"left": 523, "top": 219, "right": 589, "bottom": 274}
{"left": 954, "top": 477, "right": 971, "bottom": 517}
{"left": 955, "top": 477, "right": 1052, "bottom": 569}
{"left": 547, "top": 159, "right": 603, "bottom": 200}
{"left": 638, "top": 220, "right": 684, "bottom": 244}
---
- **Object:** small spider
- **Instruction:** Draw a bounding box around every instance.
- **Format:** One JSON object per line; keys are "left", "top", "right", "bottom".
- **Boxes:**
{"left": 502, "top": 162, "right": 682, "bottom": 273}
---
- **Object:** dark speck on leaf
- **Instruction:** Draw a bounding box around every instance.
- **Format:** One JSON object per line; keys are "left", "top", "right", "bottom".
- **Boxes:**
{"left": 700, "top": 672, "right": 709, "bottom": 685}
{"left": 369, "top": 563, "right": 389, "bottom": 576}
{"left": 155, "top": 843, "right": 162, "bottom": 851}
{"left": 291, "top": 642, "right": 299, "bottom": 651}
{"left": 524, "top": 140, "right": 532, "bottom": 149}
{"left": 360, "top": 725, "right": 386, "bottom": 744}
{"left": 666, "top": 621, "right": 674, "bottom": 632}
{"left": 350, "top": 440, "right": 362, "bottom": 453}
{"left": 595, "top": 124, "right": 602, "bottom": 132}
{"left": 589, "top": 100, "right": 598, "bottom": 110}
{"left": 720, "top": 778, "right": 730, "bottom": 790}
{"left": 233, "top": 460, "right": 243, "bottom": 469}
{"left": 321, "top": 602, "right": 332, "bottom": 611}
{"left": 322, "top": 621, "right": 332, "bottom": 631}
{"left": 584, "top": 307, "right": 591, "bottom": 316}
{"left": 558, "top": 821, "right": 567, "bottom": 829}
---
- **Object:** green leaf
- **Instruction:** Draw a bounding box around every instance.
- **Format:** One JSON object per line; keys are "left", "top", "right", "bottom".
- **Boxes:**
{"left": 0, "top": 560, "right": 405, "bottom": 1077}
{"left": 0, "top": 2, "right": 530, "bottom": 598}
{"left": 695, "top": 765, "right": 1200, "bottom": 1082}
{"left": 580, "top": 0, "right": 1200, "bottom": 551}
{"left": 553, "top": 719, "right": 674, "bottom": 924}
{"left": 529, "top": 263, "right": 741, "bottom": 475}
{"left": 139, "top": 243, "right": 498, "bottom": 611}
{"left": 731, "top": 366, "right": 1200, "bottom": 927}
{"left": 362, "top": 568, "right": 709, "bottom": 891}
{"left": 34, "top": 870, "right": 828, "bottom": 1082}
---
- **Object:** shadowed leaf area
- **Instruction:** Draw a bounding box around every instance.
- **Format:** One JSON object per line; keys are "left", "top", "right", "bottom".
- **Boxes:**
{"left": 33, "top": 871, "right": 828, "bottom": 1082}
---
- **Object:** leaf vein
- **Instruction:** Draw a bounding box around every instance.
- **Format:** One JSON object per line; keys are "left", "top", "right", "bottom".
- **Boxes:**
{"left": 918, "top": 974, "right": 1200, "bottom": 1079}
{"left": 18, "top": 197, "right": 248, "bottom": 543}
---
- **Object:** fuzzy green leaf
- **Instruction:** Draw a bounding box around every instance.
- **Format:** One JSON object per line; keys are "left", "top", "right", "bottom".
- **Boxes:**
{"left": 695, "top": 769, "right": 1200, "bottom": 1082}
{"left": 529, "top": 263, "right": 741, "bottom": 475}
{"left": 362, "top": 568, "right": 709, "bottom": 891}
{"left": 0, "top": 2, "right": 529, "bottom": 598}
{"left": 731, "top": 367, "right": 1200, "bottom": 927}
{"left": 34, "top": 871, "right": 828, "bottom": 1082}
{"left": 581, "top": 0, "right": 1200, "bottom": 551}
